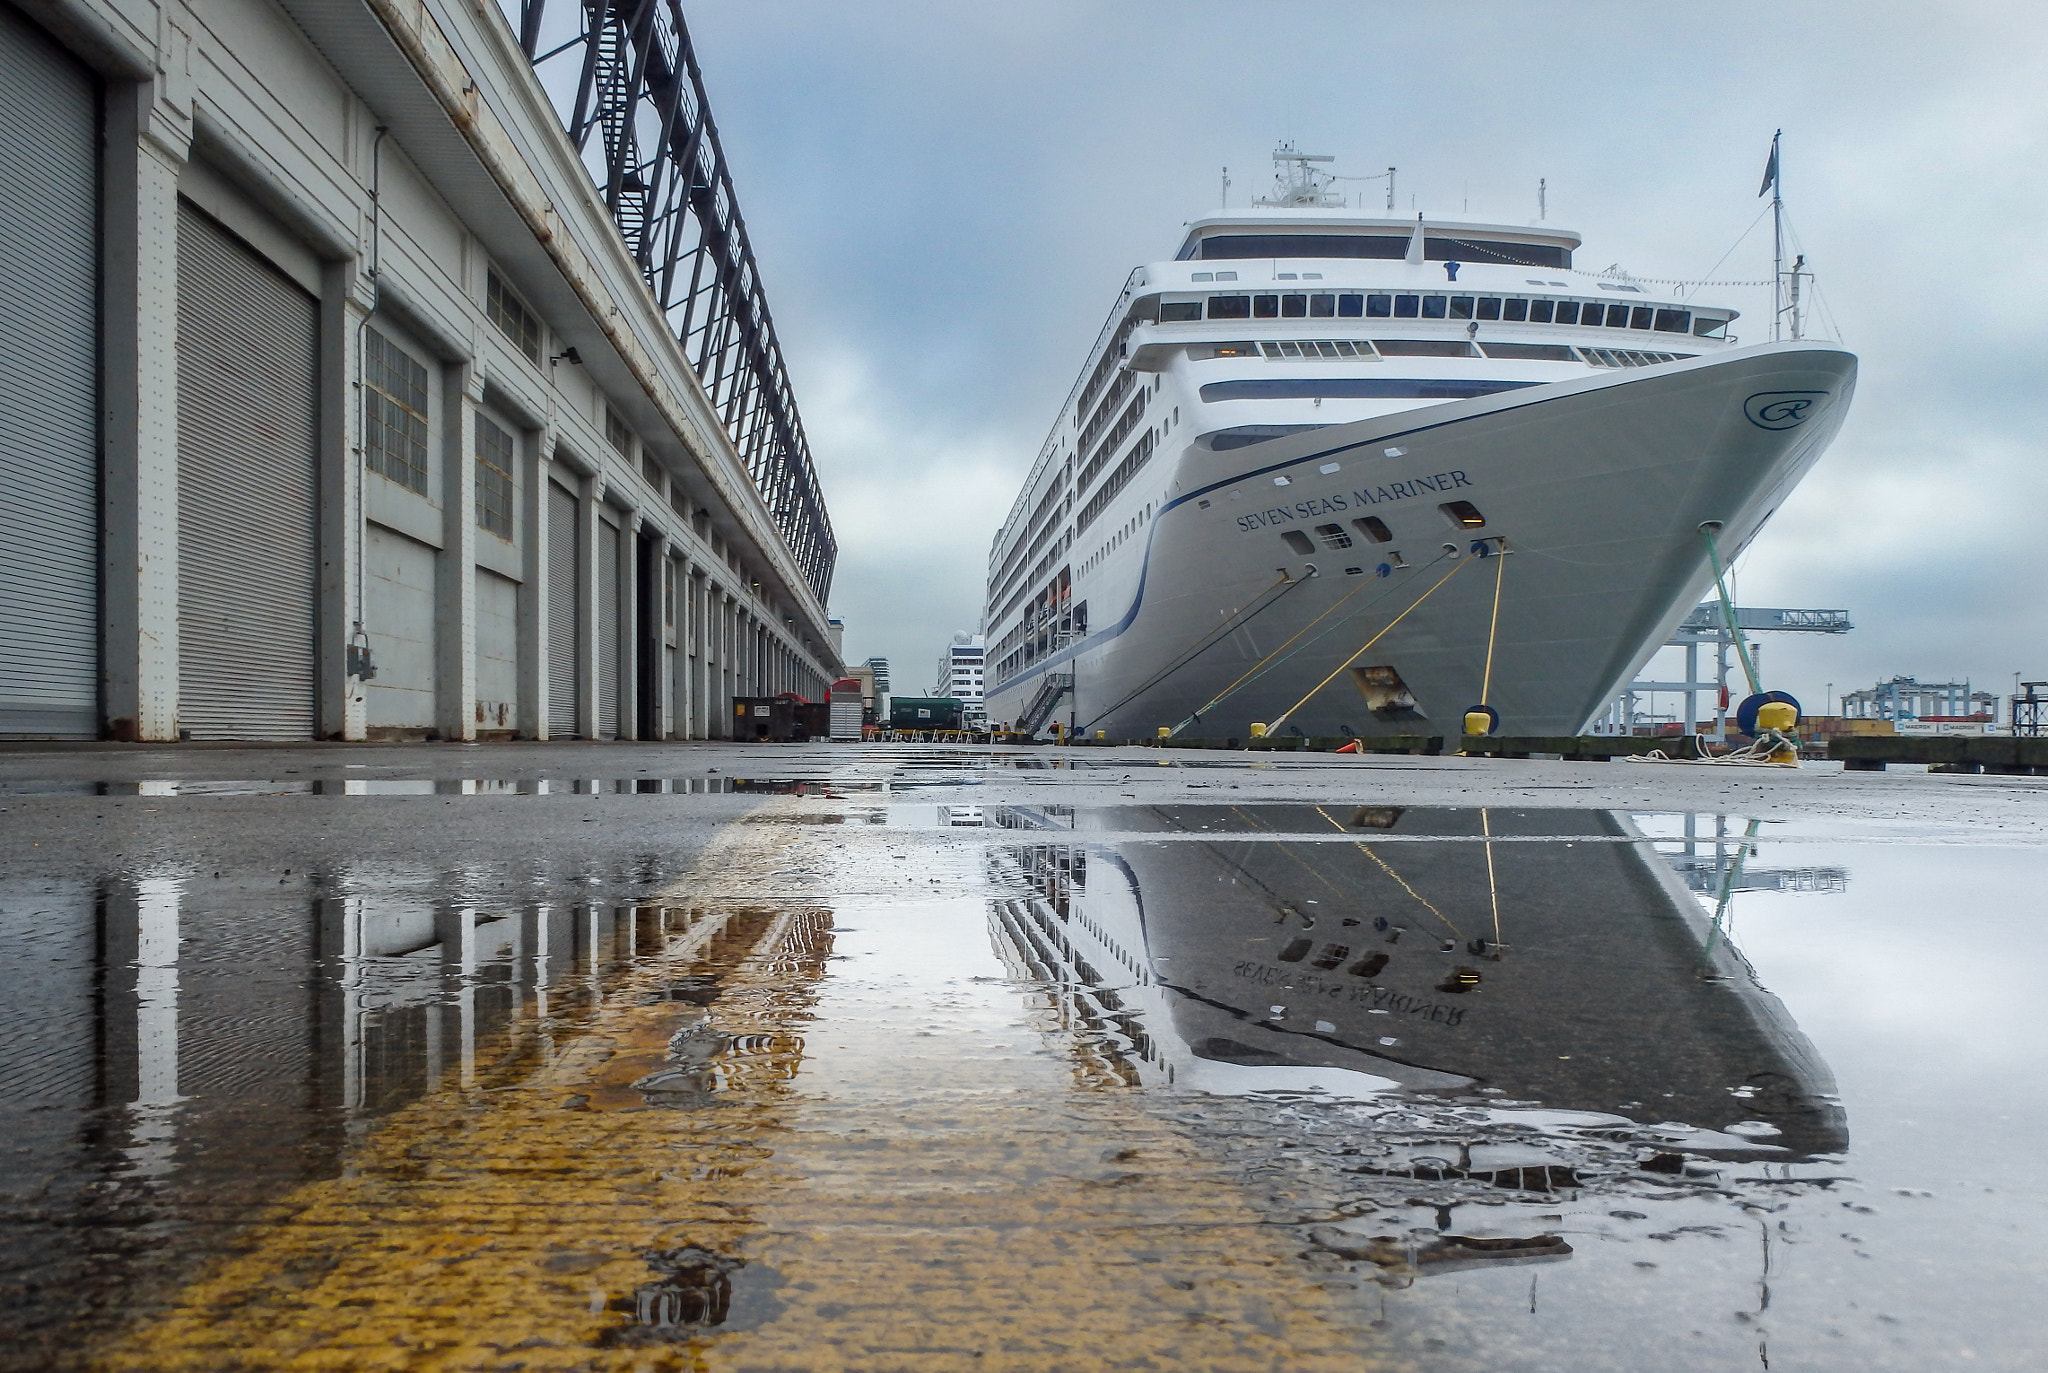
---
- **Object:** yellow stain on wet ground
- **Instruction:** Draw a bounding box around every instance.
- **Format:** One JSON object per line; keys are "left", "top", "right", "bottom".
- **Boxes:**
{"left": 91, "top": 817, "right": 1389, "bottom": 1372}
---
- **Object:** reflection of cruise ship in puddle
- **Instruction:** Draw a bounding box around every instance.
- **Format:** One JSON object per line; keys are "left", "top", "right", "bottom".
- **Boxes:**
{"left": 987, "top": 805, "right": 1845, "bottom": 1161}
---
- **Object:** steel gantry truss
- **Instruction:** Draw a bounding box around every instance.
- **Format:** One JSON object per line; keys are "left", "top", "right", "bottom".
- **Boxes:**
{"left": 515, "top": 0, "right": 835, "bottom": 601}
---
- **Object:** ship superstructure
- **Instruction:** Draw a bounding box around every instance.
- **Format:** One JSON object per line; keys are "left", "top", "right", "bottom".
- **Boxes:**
{"left": 983, "top": 149, "right": 1853, "bottom": 739}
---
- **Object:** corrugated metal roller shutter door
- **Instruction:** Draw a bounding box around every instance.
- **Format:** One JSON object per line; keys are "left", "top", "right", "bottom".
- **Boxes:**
{"left": 0, "top": 9, "right": 99, "bottom": 738}
{"left": 546, "top": 482, "right": 579, "bottom": 736}
{"left": 176, "top": 202, "right": 320, "bottom": 740}
{"left": 597, "top": 518, "right": 619, "bottom": 738}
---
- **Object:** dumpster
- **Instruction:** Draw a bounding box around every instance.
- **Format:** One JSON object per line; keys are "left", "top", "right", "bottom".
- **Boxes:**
{"left": 888, "top": 696, "right": 964, "bottom": 731}
{"left": 732, "top": 695, "right": 811, "bottom": 742}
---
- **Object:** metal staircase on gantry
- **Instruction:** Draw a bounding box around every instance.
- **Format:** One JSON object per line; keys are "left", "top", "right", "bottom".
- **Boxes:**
{"left": 512, "top": 0, "right": 835, "bottom": 604}
{"left": 1018, "top": 673, "right": 1073, "bottom": 735}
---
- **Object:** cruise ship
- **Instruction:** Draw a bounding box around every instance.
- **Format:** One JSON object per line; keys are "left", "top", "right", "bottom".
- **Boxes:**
{"left": 982, "top": 149, "right": 1856, "bottom": 740}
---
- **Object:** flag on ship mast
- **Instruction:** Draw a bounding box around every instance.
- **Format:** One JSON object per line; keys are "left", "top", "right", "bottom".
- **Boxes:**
{"left": 1758, "top": 131, "right": 1780, "bottom": 197}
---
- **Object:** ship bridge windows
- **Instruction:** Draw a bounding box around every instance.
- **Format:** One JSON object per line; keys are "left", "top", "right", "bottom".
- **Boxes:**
{"left": 1195, "top": 292, "right": 1722, "bottom": 339}
{"left": 1186, "top": 233, "right": 1572, "bottom": 268}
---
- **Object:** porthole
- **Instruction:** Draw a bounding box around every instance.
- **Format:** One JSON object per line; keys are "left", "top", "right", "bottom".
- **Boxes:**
{"left": 1440, "top": 500, "right": 1486, "bottom": 529}
{"left": 1281, "top": 530, "right": 1315, "bottom": 555}
{"left": 1352, "top": 516, "right": 1393, "bottom": 543}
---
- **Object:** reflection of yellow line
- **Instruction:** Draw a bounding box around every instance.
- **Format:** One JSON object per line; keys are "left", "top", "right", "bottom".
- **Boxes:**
{"left": 1313, "top": 806, "right": 1463, "bottom": 940}
{"left": 92, "top": 813, "right": 1388, "bottom": 1371}
{"left": 1483, "top": 808, "right": 1502, "bottom": 948}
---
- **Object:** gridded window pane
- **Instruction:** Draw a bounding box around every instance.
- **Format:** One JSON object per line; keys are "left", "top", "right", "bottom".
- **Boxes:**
{"left": 606, "top": 406, "right": 633, "bottom": 456}
{"left": 486, "top": 270, "right": 541, "bottom": 362}
{"left": 476, "top": 415, "right": 515, "bottom": 538}
{"left": 364, "top": 329, "right": 429, "bottom": 494}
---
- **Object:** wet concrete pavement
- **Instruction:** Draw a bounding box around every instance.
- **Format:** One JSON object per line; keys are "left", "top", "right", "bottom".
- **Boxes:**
{"left": 3, "top": 742, "right": 2045, "bottom": 1370}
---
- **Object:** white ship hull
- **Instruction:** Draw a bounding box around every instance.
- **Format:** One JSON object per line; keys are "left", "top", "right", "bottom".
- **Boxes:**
{"left": 988, "top": 342, "right": 1854, "bottom": 740}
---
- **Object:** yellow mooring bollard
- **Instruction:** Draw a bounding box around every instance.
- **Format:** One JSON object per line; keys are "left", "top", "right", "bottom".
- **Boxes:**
{"left": 1464, "top": 711, "right": 1493, "bottom": 736}
{"left": 1755, "top": 700, "right": 1801, "bottom": 765}
{"left": 1249, "top": 722, "right": 1267, "bottom": 739}
{"left": 1156, "top": 726, "right": 1170, "bottom": 741}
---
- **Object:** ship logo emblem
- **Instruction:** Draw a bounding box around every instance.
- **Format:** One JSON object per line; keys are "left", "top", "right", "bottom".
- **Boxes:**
{"left": 1743, "top": 391, "right": 1828, "bottom": 430}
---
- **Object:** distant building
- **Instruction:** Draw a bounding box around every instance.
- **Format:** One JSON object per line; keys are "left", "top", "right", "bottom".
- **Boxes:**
{"left": 828, "top": 617, "right": 845, "bottom": 659}
{"left": 934, "top": 633, "right": 986, "bottom": 703}
{"left": 862, "top": 656, "right": 890, "bottom": 723}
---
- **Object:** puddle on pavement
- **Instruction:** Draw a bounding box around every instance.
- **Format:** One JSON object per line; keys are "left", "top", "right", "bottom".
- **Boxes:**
{"left": 2, "top": 801, "right": 2043, "bottom": 1370}
{"left": 0, "top": 775, "right": 1005, "bottom": 801}
{"left": 1, "top": 777, "right": 847, "bottom": 798}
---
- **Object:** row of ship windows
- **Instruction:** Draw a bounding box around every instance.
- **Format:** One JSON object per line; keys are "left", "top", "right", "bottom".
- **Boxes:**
{"left": 1188, "top": 339, "right": 1693, "bottom": 366}
{"left": 1162, "top": 293, "right": 1719, "bottom": 335}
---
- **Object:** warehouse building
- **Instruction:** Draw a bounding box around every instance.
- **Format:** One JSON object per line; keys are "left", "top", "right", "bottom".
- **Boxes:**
{"left": 0, "top": 0, "right": 838, "bottom": 741}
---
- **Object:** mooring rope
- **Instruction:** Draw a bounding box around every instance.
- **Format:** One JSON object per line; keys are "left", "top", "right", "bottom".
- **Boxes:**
{"left": 1702, "top": 523, "right": 1761, "bottom": 698}
{"left": 1079, "top": 569, "right": 1306, "bottom": 735}
{"left": 1164, "top": 556, "right": 1441, "bottom": 737}
{"left": 1266, "top": 555, "right": 1471, "bottom": 735}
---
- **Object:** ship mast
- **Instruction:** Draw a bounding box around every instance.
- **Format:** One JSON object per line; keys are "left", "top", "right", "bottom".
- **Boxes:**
{"left": 1762, "top": 130, "right": 1806, "bottom": 342}
{"left": 1767, "top": 130, "right": 1784, "bottom": 342}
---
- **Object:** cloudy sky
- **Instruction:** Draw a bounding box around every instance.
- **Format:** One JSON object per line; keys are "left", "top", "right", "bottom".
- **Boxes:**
{"left": 685, "top": 1, "right": 2048, "bottom": 711}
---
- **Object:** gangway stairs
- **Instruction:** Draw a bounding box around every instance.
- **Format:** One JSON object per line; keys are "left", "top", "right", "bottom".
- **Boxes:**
{"left": 1018, "top": 672, "right": 1073, "bottom": 735}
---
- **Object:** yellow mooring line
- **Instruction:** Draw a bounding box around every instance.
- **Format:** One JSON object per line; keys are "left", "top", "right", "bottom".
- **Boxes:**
{"left": 1267, "top": 555, "right": 1471, "bottom": 735}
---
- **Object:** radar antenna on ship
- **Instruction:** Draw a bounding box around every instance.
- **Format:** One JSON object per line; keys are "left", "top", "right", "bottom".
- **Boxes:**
{"left": 1255, "top": 143, "right": 1345, "bottom": 208}
{"left": 1256, "top": 143, "right": 1398, "bottom": 213}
